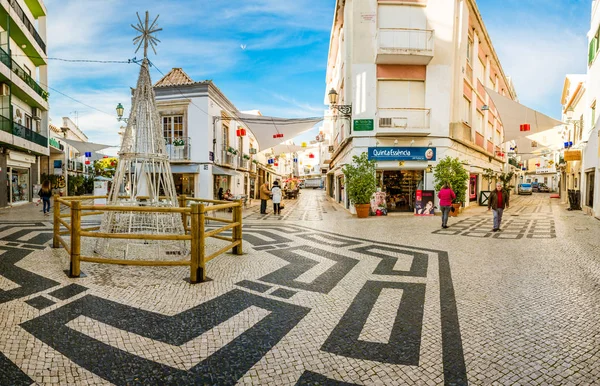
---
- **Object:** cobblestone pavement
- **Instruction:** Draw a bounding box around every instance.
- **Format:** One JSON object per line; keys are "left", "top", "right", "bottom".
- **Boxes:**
{"left": 0, "top": 190, "right": 599, "bottom": 385}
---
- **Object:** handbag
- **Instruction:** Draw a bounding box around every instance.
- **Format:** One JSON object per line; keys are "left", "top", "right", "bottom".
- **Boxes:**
{"left": 450, "top": 206, "right": 455, "bottom": 213}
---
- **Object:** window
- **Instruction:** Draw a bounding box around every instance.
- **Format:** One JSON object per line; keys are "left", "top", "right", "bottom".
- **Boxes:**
{"left": 162, "top": 115, "right": 183, "bottom": 142}
{"left": 467, "top": 39, "right": 472, "bottom": 63}
{"left": 589, "top": 27, "right": 600, "bottom": 65}
{"left": 25, "top": 115, "right": 32, "bottom": 129}
{"left": 222, "top": 124, "right": 229, "bottom": 149}
{"left": 474, "top": 57, "right": 485, "bottom": 83}
{"left": 377, "top": 80, "right": 425, "bottom": 108}
{"left": 592, "top": 102, "right": 596, "bottom": 127}
{"left": 462, "top": 97, "right": 471, "bottom": 124}
{"left": 476, "top": 111, "right": 484, "bottom": 134}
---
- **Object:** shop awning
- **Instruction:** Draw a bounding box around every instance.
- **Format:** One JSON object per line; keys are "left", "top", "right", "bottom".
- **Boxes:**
{"left": 236, "top": 113, "right": 323, "bottom": 151}
{"left": 212, "top": 165, "right": 238, "bottom": 176}
{"left": 485, "top": 87, "right": 564, "bottom": 142}
{"left": 171, "top": 164, "right": 200, "bottom": 174}
{"left": 60, "top": 138, "right": 116, "bottom": 154}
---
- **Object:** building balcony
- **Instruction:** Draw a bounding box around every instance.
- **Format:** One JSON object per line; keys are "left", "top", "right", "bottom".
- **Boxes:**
{"left": 164, "top": 137, "right": 191, "bottom": 161}
{"left": 376, "top": 28, "right": 434, "bottom": 65}
{"left": 1, "top": 0, "right": 47, "bottom": 56}
{"left": 376, "top": 108, "right": 431, "bottom": 136}
{"left": 0, "top": 113, "right": 48, "bottom": 151}
{"left": 0, "top": 46, "right": 49, "bottom": 106}
{"left": 221, "top": 149, "right": 234, "bottom": 166}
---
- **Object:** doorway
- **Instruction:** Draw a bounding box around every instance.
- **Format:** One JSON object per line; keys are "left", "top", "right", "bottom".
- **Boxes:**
{"left": 586, "top": 171, "right": 595, "bottom": 207}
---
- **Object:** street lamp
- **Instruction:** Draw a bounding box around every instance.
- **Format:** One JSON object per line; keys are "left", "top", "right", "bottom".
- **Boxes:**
{"left": 116, "top": 103, "right": 128, "bottom": 122}
{"left": 327, "top": 89, "right": 352, "bottom": 116}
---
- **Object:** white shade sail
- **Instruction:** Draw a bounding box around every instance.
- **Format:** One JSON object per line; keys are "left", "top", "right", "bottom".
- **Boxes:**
{"left": 512, "top": 126, "right": 564, "bottom": 161}
{"left": 485, "top": 87, "right": 564, "bottom": 142}
{"left": 60, "top": 138, "right": 116, "bottom": 154}
{"left": 237, "top": 113, "right": 322, "bottom": 151}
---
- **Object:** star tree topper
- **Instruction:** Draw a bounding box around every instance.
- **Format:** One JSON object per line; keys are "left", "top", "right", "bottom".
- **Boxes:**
{"left": 132, "top": 11, "right": 162, "bottom": 58}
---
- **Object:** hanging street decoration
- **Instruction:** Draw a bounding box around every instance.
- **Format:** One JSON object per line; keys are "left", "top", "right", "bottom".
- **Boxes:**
{"left": 519, "top": 124, "right": 531, "bottom": 132}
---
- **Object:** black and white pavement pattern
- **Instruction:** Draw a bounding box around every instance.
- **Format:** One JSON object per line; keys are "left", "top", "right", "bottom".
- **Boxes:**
{"left": 0, "top": 190, "right": 599, "bottom": 385}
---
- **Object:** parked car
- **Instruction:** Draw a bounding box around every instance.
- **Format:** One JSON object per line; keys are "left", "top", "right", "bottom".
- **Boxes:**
{"left": 538, "top": 183, "right": 550, "bottom": 192}
{"left": 518, "top": 183, "right": 533, "bottom": 195}
{"left": 531, "top": 181, "right": 540, "bottom": 192}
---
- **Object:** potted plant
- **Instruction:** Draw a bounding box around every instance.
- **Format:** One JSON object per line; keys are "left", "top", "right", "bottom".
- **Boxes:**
{"left": 227, "top": 146, "right": 238, "bottom": 155}
{"left": 433, "top": 156, "right": 469, "bottom": 216}
{"left": 342, "top": 152, "right": 377, "bottom": 218}
{"left": 173, "top": 138, "right": 185, "bottom": 147}
{"left": 243, "top": 154, "right": 250, "bottom": 160}
{"left": 479, "top": 168, "right": 497, "bottom": 206}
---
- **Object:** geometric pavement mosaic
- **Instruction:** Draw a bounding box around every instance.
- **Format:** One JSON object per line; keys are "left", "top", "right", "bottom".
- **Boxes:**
{"left": 0, "top": 219, "right": 467, "bottom": 385}
{"left": 432, "top": 202, "right": 557, "bottom": 239}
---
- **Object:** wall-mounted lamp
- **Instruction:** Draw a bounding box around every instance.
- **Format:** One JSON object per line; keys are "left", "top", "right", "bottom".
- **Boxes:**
{"left": 116, "top": 103, "right": 128, "bottom": 123}
{"left": 327, "top": 89, "right": 352, "bottom": 117}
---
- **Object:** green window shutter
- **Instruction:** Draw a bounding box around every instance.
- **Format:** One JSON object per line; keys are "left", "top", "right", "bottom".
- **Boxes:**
{"left": 590, "top": 38, "right": 597, "bottom": 65}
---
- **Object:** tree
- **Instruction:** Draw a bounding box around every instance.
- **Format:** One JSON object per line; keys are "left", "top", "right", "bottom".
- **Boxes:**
{"left": 94, "top": 157, "right": 118, "bottom": 178}
{"left": 482, "top": 168, "right": 497, "bottom": 191}
{"left": 499, "top": 171, "right": 515, "bottom": 191}
{"left": 342, "top": 152, "right": 377, "bottom": 205}
{"left": 433, "top": 156, "right": 470, "bottom": 204}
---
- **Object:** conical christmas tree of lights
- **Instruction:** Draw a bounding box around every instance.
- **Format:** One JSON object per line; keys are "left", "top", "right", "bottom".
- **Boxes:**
{"left": 96, "top": 12, "right": 186, "bottom": 257}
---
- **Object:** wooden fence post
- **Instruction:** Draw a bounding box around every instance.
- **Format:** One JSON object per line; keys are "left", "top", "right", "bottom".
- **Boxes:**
{"left": 198, "top": 203, "right": 206, "bottom": 282}
{"left": 190, "top": 204, "right": 199, "bottom": 283}
{"left": 179, "top": 194, "right": 188, "bottom": 234}
{"left": 233, "top": 199, "right": 243, "bottom": 255}
{"left": 70, "top": 200, "right": 81, "bottom": 277}
{"left": 52, "top": 194, "right": 60, "bottom": 248}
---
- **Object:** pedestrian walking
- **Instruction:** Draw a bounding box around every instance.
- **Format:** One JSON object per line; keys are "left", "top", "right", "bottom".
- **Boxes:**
{"left": 488, "top": 182, "right": 510, "bottom": 232}
{"left": 217, "top": 187, "right": 224, "bottom": 200}
{"left": 259, "top": 181, "right": 271, "bottom": 214}
{"left": 437, "top": 182, "right": 455, "bottom": 228}
{"left": 272, "top": 181, "right": 282, "bottom": 215}
{"left": 38, "top": 180, "right": 52, "bottom": 216}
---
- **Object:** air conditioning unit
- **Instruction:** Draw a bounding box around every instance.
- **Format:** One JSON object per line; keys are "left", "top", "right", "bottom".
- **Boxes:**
{"left": 393, "top": 118, "right": 408, "bottom": 128}
{"left": 0, "top": 83, "right": 9, "bottom": 96}
{"left": 32, "top": 107, "right": 42, "bottom": 121}
{"left": 379, "top": 117, "right": 392, "bottom": 128}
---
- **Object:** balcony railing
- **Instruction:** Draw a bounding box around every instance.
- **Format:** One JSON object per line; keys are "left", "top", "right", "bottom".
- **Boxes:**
{"left": 377, "top": 108, "right": 431, "bottom": 136}
{"left": 164, "top": 137, "right": 191, "bottom": 160}
{"left": 377, "top": 28, "right": 434, "bottom": 64}
{"left": 0, "top": 46, "right": 49, "bottom": 101}
{"left": 9, "top": 0, "right": 46, "bottom": 53}
{"left": 221, "top": 149, "right": 233, "bottom": 165}
{"left": 0, "top": 114, "right": 48, "bottom": 147}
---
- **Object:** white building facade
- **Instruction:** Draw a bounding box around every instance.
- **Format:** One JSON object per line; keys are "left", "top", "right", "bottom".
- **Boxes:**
{"left": 0, "top": 0, "right": 49, "bottom": 207}
{"left": 153, "top": 68, "right": 289, "bottom": 201}
{"left": 324, "top": 0, "right": 517, "bottom": 212}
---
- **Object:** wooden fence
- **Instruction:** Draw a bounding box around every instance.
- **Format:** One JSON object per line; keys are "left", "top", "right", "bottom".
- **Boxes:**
{"left": 52, "top": 195, "right": 243, "bottom": 283}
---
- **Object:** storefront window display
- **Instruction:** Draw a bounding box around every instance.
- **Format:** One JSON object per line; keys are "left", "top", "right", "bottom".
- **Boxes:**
{"left": 7, "top": 167, "right": 30, "bottom": 204}
{"left": 214, "top": 175, "right": 230, "bottom": 198}
{"left": 174, "top": 174, "right": 194, "bottom": 196}
{"left": 377, "top": 170, "right": 424, "bottom": 212}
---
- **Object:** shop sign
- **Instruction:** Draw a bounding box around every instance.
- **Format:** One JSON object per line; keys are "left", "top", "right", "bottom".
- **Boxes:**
{"left": 49, "top": 138, "right": 61, "bottom": 149}
{"left": 354, "top": 119, "right": 374, "bottom": 131}
{"left": 536, "top": 166, "right": 556, "bottom": 174}
{"left": 368, "top": 147, "right": 436, "bottom": 161}
{"left": 414, "top": 190, "right": 435, "bottom": 216}
{"left": 564, "top": 150, "right": 581, "bottom": 162}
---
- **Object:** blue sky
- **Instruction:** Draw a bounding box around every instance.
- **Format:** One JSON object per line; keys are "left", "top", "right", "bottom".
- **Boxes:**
{"left": 45, "top": 0, "right": 590, "bottom": 147}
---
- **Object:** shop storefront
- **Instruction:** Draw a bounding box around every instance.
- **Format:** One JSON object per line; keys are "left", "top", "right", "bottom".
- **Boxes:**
{"left": 5, "top": 151, "right": 37, "bottom": 205}
{"left": 368, "top": 147, "right": 436, "bottom": 213}
{"left": 173, "top": 173, "right": 195, "bottom": 196}
{"left": 376, "top": 170, "right": 424, "bottom": 212}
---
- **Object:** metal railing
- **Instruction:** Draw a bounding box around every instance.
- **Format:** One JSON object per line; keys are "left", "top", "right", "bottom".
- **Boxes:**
{"left": 378, "top": 108, "right": 431, "bottom": 130}
{"left": 0, "top": 46, "right": 49, "bottom": 101}
{"left": 165, "top": 137, "right": 191, "bottom": 160}
{"left": 9, "top": 0, "right": 46, "bottom": 53}
{"left": 221, "top": 149, "right": 233, "bottom": 165}
{"left": 378, "top": 28, "right": 434, "bottom": 53}
{"left": 1, "top": 115, "right": 48, "bottom": 147}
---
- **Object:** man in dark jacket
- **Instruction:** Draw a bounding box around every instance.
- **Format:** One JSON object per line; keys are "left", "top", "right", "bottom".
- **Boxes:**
{"left": 488, "top": 182, "right": 510, "bottom": 232}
